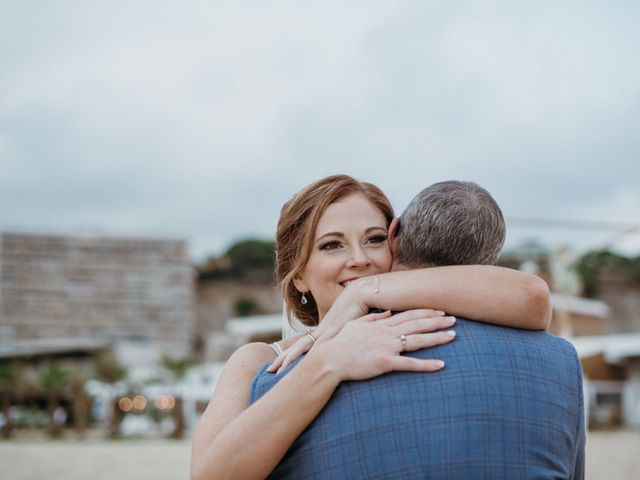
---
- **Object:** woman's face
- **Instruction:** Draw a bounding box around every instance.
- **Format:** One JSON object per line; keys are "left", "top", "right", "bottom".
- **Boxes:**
{"left": 294, "top": 193, "right": 393, "bottom": 320}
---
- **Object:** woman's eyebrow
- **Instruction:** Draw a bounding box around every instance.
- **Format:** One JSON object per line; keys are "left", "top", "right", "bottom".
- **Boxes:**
{"left": 314, "top": 226, "right": 387, "bottom": 243}
{"left": 315, "top": 232, "right": 345, "bottom": 243}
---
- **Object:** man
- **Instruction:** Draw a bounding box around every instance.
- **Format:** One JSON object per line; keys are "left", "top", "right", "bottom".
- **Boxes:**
{"left": 252, "top": 181, "right": 585, "bottom": 479}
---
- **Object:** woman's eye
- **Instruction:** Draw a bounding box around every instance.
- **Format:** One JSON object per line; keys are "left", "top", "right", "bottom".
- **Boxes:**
{"left": 367, "top": 235, "right": 387, "bottom": 245}
{"left": 320, "top": 241, "right": 342, "bottom": 251}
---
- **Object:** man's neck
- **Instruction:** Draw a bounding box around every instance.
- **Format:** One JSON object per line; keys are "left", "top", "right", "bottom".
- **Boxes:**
{"left": 390, "top": 262, "right": 411, "bottom": 272}
{"left": 390, "top": 261, "right": 437, "bottom": 272}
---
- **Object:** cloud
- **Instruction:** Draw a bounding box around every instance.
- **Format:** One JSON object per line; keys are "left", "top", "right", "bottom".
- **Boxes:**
{"left": 1, "top": 1, "right": 638, "bottom": 259}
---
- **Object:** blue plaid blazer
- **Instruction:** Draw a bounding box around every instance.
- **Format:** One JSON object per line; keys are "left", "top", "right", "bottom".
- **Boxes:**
{"left": 250, "top": 318, "right": 585, "bottom": 479}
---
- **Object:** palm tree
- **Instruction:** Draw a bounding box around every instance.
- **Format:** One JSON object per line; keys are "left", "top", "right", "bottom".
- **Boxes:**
{"left": 161, "top": 356, "right": 191, "bottom": 438}
{"left": 93, "top": 353, "right": 127, "bottom": 438}
{"left": 69, "top": 370, "right": 90, "bottom": 436}
{"left": 0, "top": 363, "right": 17, "bottom": 437}
{"left": 40, "top": 363, "right": 70, "bottom": 437}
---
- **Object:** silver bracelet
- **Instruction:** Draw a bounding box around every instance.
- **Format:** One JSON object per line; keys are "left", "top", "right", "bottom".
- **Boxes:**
{"left": 269, "top": 341, "right": 284, "bottom": 356}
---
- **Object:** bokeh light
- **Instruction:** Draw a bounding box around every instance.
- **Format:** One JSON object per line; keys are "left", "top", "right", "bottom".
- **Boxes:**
{"left": 118, "top": 397, "right": 133, "bottom": 412}
{"left": 132, "top": 395, "right": 147, "bottom": 411}
{"left": 154, "top": 395, "right": 176, "bottom": 410}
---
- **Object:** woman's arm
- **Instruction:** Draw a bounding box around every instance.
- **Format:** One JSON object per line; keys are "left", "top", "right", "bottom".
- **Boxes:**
{"left": 190, "top": 342, "right": 342, "bottom": 480}
{"left": 363, "top": 266, "right": 551, "bottom": 331}
{"left": 191, "top": 311, "right": 454, "bottom": 480}
{"left": 270, "top": 266, "right": 550, "bottom": 373}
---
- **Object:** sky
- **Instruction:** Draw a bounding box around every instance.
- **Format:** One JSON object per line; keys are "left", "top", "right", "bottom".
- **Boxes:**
{"left": 1, "top": 1, "right": 639, "bottom": 262}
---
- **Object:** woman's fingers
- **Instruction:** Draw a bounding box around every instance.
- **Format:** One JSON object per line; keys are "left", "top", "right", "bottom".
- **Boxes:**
{"left": 359, "top": 310, "right": 393, "bottom": 323}
{"left": 388, "top": 315, "right": 456, "bottom": 336}
{"left": 389, "top": 356, "right": 446, "bottom": 372}
{"left": 267, "top": 353, "right": 285, "bottom": 372}
{"left": 267, "top": 336, "right": 313, "bottom": 373}
{"left": 280, "top": 337, "right": 314, "bottom": 373}
{"left": 378, "top": 309, "right": 446, "bottom": 326}
{"left": 268, "top": 312, "right": 395, "bottom": 375}
{"left": 400, "top": 330, "right": 456, "bottom": 352}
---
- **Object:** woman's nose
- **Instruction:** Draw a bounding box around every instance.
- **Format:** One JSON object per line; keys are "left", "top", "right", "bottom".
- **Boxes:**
{"left": 346, "top": 246, "right": 371, "bottom": 268}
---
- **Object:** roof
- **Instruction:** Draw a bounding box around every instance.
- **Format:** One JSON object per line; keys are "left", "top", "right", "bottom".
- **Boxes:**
{"left": 0, "top": 337, "right": 111, "bottom": 359}
{"left": 551, "top": 293, "right": 610, "bottom": 318}
{"left": 226, "top": 314, "right": 284, "bottom": 337}
{"left": 570, "top": 333, "right": 640, "bottom": 363}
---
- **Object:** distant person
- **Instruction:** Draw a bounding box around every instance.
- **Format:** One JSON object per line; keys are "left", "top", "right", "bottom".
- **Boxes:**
{"left": 253, "top": 180, "right": 585, "bottom": 479}
{"left": 191, "top": 175, "right": 552, "bottom": 480}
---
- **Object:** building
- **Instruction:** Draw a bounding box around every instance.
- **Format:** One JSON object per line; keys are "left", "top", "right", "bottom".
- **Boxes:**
{"left": 573, "top": 334, "right": 640, "bottom": 429}
{"left": 549, "top": 293, "right": 610, "bottom": 337}
{"left": 0, "top": 232, "right": 196, "bottom": 365}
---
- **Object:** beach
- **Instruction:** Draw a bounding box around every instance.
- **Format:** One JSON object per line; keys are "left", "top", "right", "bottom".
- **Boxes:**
{"left": 0, "top": 431, "right": 640, "bottom": 480}
{"left": 0, "top": 430, "right": 637, "bottom": 479}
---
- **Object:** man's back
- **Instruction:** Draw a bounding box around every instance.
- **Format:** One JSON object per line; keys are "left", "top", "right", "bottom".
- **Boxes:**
{"left": 251, "top": 319, "right": 585, "bottom": 479}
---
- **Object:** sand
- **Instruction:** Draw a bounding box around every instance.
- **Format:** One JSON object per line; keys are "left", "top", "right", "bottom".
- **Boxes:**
{"left": 0, "top": 430, "right": 637, "bottom": 479}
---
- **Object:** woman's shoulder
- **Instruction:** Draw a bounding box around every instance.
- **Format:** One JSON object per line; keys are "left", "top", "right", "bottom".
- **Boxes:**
{"left": 225, "top": 342, "right": 277, "bottom": 373}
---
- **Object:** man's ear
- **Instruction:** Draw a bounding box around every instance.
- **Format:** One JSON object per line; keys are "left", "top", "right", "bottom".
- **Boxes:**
{"left": 388, "top": 217, "right": 400, "bottom": 254}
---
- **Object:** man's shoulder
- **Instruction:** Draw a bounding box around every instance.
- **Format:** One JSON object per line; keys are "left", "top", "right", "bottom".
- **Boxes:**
{"left": 406, "top": 317, "right": 582, "bottom": 380}
{"left": 454, "top": 317, "right": 578, "bottom": 352}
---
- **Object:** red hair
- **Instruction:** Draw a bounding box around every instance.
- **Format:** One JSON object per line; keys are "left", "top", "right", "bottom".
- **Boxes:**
{"left": 275, "top": 175, "right": 394, "bottom": 326}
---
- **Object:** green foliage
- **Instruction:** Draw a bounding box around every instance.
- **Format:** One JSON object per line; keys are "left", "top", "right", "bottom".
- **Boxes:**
{"left": 0, "top": 364, "right": 16, "bottom": 392}
{"left": 226, "top": 239, "right": 275, "bottom": 272}
{"left": 574, "top": 249, "right": 640, "bottom": 297}
{"left": 198, "top": 238, "right": 275, "bottom": 281}
{"left": 234, "top": 295, "right": 258, "bottom": 317}
{"left": 93, "top": 353, "right": 127, "bottom": 384}
{"left": 40, "top": 364, "right": 70, "bottom": 394}
{"left": 161, "top": 356, "right": 191, "bottom": 380}
{"left": 0, "top": 362, "right": 28, "bottom": 397}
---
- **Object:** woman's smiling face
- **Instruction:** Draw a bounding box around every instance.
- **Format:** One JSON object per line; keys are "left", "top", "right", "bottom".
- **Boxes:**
{"left": 294, "top": 193, "right": 393, "bottom": 320}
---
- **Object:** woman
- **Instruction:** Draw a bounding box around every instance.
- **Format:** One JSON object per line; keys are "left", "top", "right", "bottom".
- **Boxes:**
{"left": 191, "top": 175, "right": 550, "bottom": 480}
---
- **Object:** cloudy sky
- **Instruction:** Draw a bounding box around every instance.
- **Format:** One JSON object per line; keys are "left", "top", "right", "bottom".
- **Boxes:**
{"left": 1, "top": 1, "right": 638, "bottom": 261}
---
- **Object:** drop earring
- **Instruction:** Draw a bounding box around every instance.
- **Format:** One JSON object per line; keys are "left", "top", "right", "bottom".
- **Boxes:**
{"left": 301, "top": 292, "right": 308, "bottom": 305}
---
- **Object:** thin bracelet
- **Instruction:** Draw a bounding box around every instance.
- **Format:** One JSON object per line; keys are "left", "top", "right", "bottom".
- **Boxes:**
{"left": 305, "top": 329, "right": 317, "bottom": 344}
{"left": 373, "top": 274, "right": 382, "bottom": 311}
{"left": 269, "top": 341, "right": 284, "bottom": 356}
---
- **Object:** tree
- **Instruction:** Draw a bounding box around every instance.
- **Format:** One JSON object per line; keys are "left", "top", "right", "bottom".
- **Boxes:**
{"left": 161, "top": 356, "right": 191, "bottom": 438}
{"left": 93, "top": 353, "right": 127, "bottom": 438}
{"left": 575, "top": 250, "right": 640, "bottom": 296}
{"left": 234, "top": 295, "right": 258, "bottom": 317}
{"left": 225, "top": 239, "right": 275, "bottom": 276}
{"left": 0, "top": 363, "right": 18, "bottom": 437}
{"left": 40, "top": 363, "right": 71, "bottom": 437}
{"left": 198, "top": 239, "right": 276, "bottom": 281}
{"left": 69, "top": 370, "right": 91, "bottom": 436}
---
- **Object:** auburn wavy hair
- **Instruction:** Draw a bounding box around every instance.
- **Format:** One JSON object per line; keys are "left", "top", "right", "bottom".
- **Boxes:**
{"left": 275, "top": 175, "right": 394, "bottom": 326}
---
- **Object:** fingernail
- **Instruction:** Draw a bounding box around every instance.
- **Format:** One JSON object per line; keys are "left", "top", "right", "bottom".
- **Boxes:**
{"left": 445, "top": 330, "right": 456, "bottom": 337}
{"left": 436, "top": 310, "right": 446, "bottom": 315}
{"left": 436, "top": 360, "right": 445, "bottom": 368}
{"left": 447, "top": 316, "right": 456, "bottom": 324}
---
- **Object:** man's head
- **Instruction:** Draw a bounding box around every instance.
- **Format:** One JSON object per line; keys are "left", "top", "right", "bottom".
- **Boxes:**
{"left": 390, "top": 180, "right": 505, "bottom": 269}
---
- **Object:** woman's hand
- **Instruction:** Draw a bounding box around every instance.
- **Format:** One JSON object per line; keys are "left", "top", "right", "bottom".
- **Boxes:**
{"left": 310, "top": 310, "right": 457, "bottom": 381}
{"left": 268, "top": 309, "right": 455, "bottom": 374}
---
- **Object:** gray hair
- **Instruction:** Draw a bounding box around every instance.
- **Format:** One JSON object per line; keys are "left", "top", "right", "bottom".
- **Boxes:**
{"left": 394, "top": 181, "right": 505, "bottom": 268}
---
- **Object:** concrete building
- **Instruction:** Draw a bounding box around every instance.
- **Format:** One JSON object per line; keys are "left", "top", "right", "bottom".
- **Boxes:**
{"left": 0, "top": 232, "right": 196, "bottom": 365}
{"left": 549, "top": 293, "right": 610, "bottom": 337}
{"left": 573, "top": 334, "right": 640, "bottom": 429}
